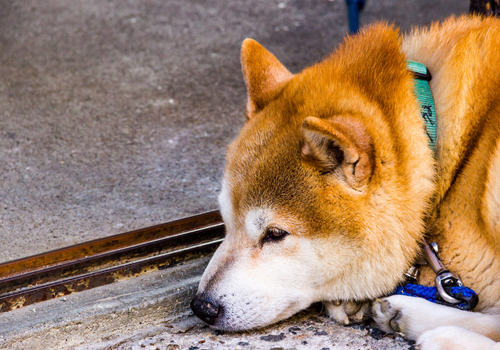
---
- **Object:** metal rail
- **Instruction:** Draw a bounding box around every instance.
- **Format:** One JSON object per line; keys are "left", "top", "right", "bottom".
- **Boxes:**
{"left": 0, "top": 211, "right": 224, "bottom": 312}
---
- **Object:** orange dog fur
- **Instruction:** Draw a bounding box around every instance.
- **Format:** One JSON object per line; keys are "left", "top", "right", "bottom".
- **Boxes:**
{"left": 192, "top": 16, "right": 500, "bottom": 349}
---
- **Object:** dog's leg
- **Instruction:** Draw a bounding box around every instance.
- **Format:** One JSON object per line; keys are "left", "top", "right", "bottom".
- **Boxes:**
{"left": 324, "top": 300, "right": 370, "bottom": 325}
{"left": 372, "top": 295, "right": 500, "bottom": 342}
{"left": 417, "top": 326, "right": 500, "bottom": 350}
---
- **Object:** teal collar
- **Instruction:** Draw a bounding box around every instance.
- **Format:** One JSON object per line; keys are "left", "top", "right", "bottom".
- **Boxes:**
{"left": 407, "top": 61, "right": 437, "bottom": 151}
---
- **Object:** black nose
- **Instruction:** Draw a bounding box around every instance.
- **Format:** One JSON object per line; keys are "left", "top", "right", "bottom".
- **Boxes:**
{"left": 190, "top": 294, "right": 221, "bottom": 325}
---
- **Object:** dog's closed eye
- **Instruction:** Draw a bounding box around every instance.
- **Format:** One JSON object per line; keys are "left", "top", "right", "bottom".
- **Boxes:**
{"left": 261, "top": 227, "right": 289, "bottom": 245}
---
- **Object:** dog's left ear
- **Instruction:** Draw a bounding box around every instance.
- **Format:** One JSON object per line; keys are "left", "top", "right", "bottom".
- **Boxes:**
{"left": 301, "top": 116, "right": 374, "bottom": 190}
{"left": 241, "top": 38, "right": 293, "bottom": 117}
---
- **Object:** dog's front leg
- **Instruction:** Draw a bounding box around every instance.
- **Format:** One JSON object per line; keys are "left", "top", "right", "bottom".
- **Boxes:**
{"left": 417, "top": 326, "right": 500, "bottom": 350}
{"left": 324, "top": 300, "right": 370, "bottom": 325}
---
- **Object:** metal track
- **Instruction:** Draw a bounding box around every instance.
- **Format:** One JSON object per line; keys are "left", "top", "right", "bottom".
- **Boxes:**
{"left": 0, "top": 211, "right": 224, "bottom": 312}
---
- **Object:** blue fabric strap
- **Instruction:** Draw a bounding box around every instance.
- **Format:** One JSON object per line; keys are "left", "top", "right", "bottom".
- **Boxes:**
{"left": 394, "top": 283, "right": 478, "bottom": 311}
{"left": 407, "top": 61, "right": 437, "bottom": 151}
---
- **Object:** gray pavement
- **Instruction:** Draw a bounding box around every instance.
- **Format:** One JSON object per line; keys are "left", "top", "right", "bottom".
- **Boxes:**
{"left": 0, "top": 256, "right": 411, "bottom": 350}
{"left": 0, "top": 0, "right": 468, "bottom": 262}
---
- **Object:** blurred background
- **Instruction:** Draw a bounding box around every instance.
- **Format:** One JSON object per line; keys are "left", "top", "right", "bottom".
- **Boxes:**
{"left": 0, "top": 0, "right": 469, "bottom": 262}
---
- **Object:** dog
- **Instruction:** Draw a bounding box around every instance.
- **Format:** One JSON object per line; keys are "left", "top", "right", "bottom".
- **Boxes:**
{"left": 191, "top": 15, "right": 500, "bottom": 349}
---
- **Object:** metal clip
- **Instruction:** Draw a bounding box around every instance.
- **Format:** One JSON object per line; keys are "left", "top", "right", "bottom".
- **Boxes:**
{"left": 435, "top": 271, "right": 462, "bottom": 304}
{"left": 404, "top": 265, "right": 420, "bottom": 282}
{"left": 423, "top": 242, "right": 463, "bottom": 304}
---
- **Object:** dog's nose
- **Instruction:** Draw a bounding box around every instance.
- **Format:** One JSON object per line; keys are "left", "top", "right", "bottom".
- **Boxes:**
{"left": 190, "top": 294, "right": 222, "bottom": 325}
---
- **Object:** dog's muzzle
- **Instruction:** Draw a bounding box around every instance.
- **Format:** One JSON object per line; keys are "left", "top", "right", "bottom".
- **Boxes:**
{"left": 190, "top": 293, "right": 223, "bottom": 325}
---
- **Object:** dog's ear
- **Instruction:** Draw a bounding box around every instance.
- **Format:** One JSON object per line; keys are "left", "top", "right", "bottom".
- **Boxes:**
{"left": 241, "top": 38, "right": 293, "bottom": 117}
{"left": 301, "top": 116, "right": 374, "bottom": 190}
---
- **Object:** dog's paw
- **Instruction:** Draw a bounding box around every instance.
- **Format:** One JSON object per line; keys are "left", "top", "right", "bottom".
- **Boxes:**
{"left": 371, "top": 297, "right": 406, "bottom": 335}
{"left": 324, "top": 300, "right": 370, "bottom": 325}
{"left": 372, "top": 295, "right": 441, "bottom": 340}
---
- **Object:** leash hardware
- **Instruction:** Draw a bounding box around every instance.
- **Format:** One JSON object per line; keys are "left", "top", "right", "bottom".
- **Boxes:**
{"left": 403, "top": 265, "right": 420, "bottom": 282}
{"left": 423, "top": 242, "right": 469, "bottom": 305}
{"left": 435, "top": 271, "right": 463, "bottom": 304}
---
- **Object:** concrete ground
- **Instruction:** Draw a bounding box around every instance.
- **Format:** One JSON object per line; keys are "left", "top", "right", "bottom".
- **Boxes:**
{"left": 0, "top": 0, "right": 468, "bottom": 262}
{"left": 0, "top": 256, "right": 412, "bottom": 350}
{"left": 0, "top": 1, "right": 469, "bottom": 349}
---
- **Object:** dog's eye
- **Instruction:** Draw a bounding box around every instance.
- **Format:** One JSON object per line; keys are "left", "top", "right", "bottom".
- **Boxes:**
{"left": 262, "top": 227, "right": 289, "bottom": 244}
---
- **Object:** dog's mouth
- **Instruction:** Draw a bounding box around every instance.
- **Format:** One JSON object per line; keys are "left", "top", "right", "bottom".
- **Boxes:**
{"left": 190, "top": 293, "right": 260, "bottom": 331}
{"left": 190, "top": 290, "right": 312, "bottom": 331}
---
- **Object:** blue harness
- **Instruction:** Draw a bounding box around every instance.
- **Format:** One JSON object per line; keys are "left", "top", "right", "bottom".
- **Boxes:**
{"left": 391, "top": 62, "right": 479, "bottom": 311}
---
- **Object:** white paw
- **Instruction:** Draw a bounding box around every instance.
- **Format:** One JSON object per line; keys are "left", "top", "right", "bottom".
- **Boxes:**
{"left": 372, "top": 295, "right": 440, "bottom": 340}
{"left": 371, "top": 297, "right": 405, "bottom": 335}
{"left": 325, "top": 300, "right": 370, "bottom": 325}
{"left": 417, "top": 327, "right": 497, "bottom": 350}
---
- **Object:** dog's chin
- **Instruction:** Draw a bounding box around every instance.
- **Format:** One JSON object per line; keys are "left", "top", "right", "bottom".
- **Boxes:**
{"left": 203, "top": 317, "right": 270, "bottom": 332}
{"left": 207, "top": 318, "right": 280, "bottom": 333}
{"left": 207, "top": 321, "right": 255, "bottom": 332}
{"left": 205, "top": 301, "right": 309, "bottom": 332}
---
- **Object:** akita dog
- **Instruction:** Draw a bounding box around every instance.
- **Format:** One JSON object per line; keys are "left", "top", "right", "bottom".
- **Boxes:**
{"left": 191, "top": 16, "right": 500, "bottom": 349}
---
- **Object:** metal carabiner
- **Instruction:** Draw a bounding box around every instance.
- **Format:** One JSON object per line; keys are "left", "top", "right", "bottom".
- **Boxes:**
{"left": 423, "top": 242, "right": 463, "bottom": 304}
{"left": 435, "top": 271, "right": 463, "bottom": 304}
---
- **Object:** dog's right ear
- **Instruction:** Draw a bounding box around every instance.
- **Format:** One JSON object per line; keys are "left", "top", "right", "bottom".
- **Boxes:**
{"left": 301, "top": 116, "right": 374, "bottom": 191}
{"left": 241, "top": 38, "right": 293, "bottom": 118}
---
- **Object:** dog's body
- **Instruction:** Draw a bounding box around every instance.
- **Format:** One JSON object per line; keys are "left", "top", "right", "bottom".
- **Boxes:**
{"left": 191, "top": 16, "right": 500, "bottom": 349}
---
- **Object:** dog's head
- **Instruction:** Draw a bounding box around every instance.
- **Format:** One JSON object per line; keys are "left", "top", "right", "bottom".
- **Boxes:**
{"left": 191, "top": 25, "right": 435, "bottom": 331}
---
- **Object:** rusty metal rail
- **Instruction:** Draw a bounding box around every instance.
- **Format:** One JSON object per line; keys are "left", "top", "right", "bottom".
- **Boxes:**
{"left": 0, "top": 211, "right": 224, "bottom": 312}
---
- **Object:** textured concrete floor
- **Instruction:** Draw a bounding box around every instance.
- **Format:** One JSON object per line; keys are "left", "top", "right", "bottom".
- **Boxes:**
{"left": 0, "top": 256, "right": 411, "bottom": 350}
{"left": 0, "top": 0, "right": 468, "bottom": 262}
